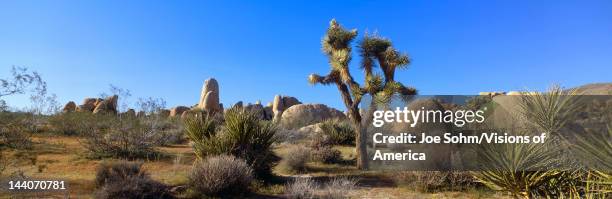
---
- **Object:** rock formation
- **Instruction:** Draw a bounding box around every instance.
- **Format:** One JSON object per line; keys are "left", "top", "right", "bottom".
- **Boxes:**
{"left": 263, "top": 105, "right": 273, "bottom": 120}
{"left": 232, "top": 101, "right": 243, "bottom": 109}
{"left": 280, "top": 104, "right": 345, "bottom": 129}
{"left": 77, "top": 98, "right": 99, "bottom": 112}
{"left": 170, "top": 106, "right": 190, "bottom": 117}
{"left": 271, "top": 95, "right": 302, "bottom": 122}
{"left": 198, "top": 78, "right": 222, "bottom": 113}
{"left": 62, "top": 101, "right": 77, "bottom": 113}
{"left": 272, "top": 95, "right": 284, "bottom": 122}
{"left": 92, "top": 95, "right": 119, "bottom": 115}
{"left": 479, "top": 92, "right": 505, "bottom": 97}
{"left": 282, "top": 96, "right": 301, "bottom": 108}
{"left": 181, "top": 110, "right": 198, "bottom": 119}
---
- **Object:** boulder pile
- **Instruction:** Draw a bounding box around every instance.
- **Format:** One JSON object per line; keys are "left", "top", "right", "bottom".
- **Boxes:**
{"left": 62, "top": 95, "right": 119, "bottom": 114}
{"left": 280, "top": 104, "right": 346, "bottom": 128}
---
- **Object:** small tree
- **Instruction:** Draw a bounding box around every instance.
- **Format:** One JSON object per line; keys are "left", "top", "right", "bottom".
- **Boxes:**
{"left": 309, "top": 19, "right": 417, "bottom": 169}
{"left": 1, "top": 66, "right": 47, "bottom": 111}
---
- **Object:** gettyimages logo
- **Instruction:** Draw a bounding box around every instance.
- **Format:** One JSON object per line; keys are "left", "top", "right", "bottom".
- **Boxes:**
{"left": 363, "top": 95, "right": 611, "bottom": 171}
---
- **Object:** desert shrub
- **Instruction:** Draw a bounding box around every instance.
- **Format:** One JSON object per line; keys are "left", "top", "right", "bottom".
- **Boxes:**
{"left": 0, "top": 123, "right": 32, "bottom": 149}
{"left": 393, "top": 171, "right": 476, "bottom": 192}
{"left": 319, "top": 119, "right": 354, "bottom": 145}
{"left": 279, "top": 145, "right": 311, "bottom": 173}
{"left": 276, "top": 128, "right": 308, "bottom": 144}
{"left": 94, "top": 161, "right": 172, "bottom": 199}
{"left": 312, "top": 147, "right": 342, "bottom": 164}
{"left": 466, "top": 95, "right": 493, "bottom": 110}
{"left": 310, "top": 131, "right": 333, "bottom": 149}
{"left": 186, "top": 107, "right": 279, "bottom": 178}
{"left": 81, "top": 117, "right": 163, "bottom": 159}
{"left": 321, "top": 177, "right": 357, "bottom": 199}
{"left": 159, "top": 128, "right": 185, "bottom": 145}
{"left": 0, "top": 151, "right": 7, "bottom": 176}
{"left": 48, "top": 112, "right": 98, "bottom": 135}
{"left": 189, "top": 155, "right": 253, "bottom": 197}
{"left": 154, "top": 119, "right": 186, "bottom": 145}
{"left": 0, "top": 112, "right": 35, "bottom": 149}
{"left": 285, "top": 177, "right": 317, "bottom": 199}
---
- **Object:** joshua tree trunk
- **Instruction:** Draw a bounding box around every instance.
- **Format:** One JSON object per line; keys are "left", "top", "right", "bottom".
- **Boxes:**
{"left": 354, "top": 121, "right": 368, "bottom": 169}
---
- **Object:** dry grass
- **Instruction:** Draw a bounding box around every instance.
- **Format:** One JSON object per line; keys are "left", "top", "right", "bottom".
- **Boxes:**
{"left": 1, "top": 134, "right": 506, "bottom": 198}
{"left": 1, "top": 135, "right": 194, "bottom": 198}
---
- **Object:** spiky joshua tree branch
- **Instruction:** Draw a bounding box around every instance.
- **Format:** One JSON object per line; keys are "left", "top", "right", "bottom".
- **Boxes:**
{"left": 309, "top": 19, "right": 417, "bottom": 170}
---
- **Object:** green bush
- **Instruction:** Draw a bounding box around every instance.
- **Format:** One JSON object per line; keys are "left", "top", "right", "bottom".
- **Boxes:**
{"left": 189, "top": 155, "right": 253, "bottom": 197}
{"left": 184, "top": 114, "right": 218, "bottom": 160}
{"left": 94, "top": 161, "right": 172, "bottom": 199}
{"left": 319, "top": 119, "right": 354, "bottom": 145}
{"left": 186, "top": 108, "right": 279, "bottom": 178}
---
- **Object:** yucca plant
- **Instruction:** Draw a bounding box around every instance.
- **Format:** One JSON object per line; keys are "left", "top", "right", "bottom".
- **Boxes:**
{"left": 184, "top": 113, "right": 218, "bottom": 159}
{"left": 572, "top": 125, "right": 612, "bottom": 198}
{"left": 221, "top": 108, "right": 278, "bottom": 178}
{"left": 518, "top": 85, "right": 583, "bottom": 135}
{"left": 474, "top": 85, "right": 588, "bottom": 198}
{"left": 185, "top": 107, "right": 279, "bottom": 178}
{"left": 473, "top": 136, "right": 582, "bottom": 198}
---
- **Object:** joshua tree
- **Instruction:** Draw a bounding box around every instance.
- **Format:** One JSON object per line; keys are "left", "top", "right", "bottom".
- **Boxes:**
{"left": 309, "top": 19, "right": 417, "bottom": 169}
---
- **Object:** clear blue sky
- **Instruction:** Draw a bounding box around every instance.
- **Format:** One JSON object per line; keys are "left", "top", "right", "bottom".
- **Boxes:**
{"left": 1, "top": 0, "right": 611, "bottom": 110}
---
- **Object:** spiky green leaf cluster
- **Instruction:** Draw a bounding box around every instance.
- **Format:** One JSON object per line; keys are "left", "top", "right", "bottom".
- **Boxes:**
{"left": 518, "top": 85, "right": 583, "bottom": 135}
{"left": 322, "top": 19, "right": 357, "bottom": 55}
{"left": 473, "top": 136, "right": 583, "bottom": 198}
{"left": 310, "top": 19, "right": 418, "bottom": 112}
{"left": 184, "top": 114, "right": 218, "bottom": 160}
{"left": 184, "top": 107, "right": 279, "bottom": 178}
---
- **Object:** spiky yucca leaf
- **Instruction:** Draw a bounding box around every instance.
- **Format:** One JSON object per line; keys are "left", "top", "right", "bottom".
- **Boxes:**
{"left": 572, "top": 125, "right": 612, "bottom": 196}
{"left": 384, "top": 46, "right": 410, "bottom": 69}
{"left": 321, "top": 19, "right": 357, "bottom": 54}
{"left": 364, "top": 73, "right": 383, "bottom": 93}
{"left": 184, "top": 114, "right": 218, "bottom": 159}
{"left": 572, "top": 125, "right": 612, "bottom": 171}
{"left": 473, "top": 139, "right": 581, "bottom": 198}
{"left": 518, "top": 85, "right": 583, "bottom": 135}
